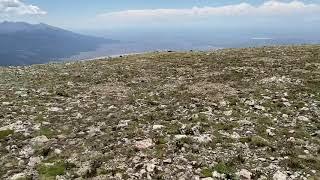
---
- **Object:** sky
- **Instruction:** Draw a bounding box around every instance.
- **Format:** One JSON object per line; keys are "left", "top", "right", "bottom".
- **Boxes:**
{"left": 0, "top": 0, "right": 320, "bottom": 33}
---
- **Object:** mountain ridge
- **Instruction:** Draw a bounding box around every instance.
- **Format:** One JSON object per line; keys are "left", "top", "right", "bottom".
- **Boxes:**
{"left": 0, "top": 21, "right": 117, "bottom": 66}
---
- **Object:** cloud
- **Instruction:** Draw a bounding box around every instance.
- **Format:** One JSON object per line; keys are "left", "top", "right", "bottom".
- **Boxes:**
{"left": 97, "top": 1, "right": 320, "bottom": 24}
{"left": 0, "top": 0, "right": 46, "bottom": 16}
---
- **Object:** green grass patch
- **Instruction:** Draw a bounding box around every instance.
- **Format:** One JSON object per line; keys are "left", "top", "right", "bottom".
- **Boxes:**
{"left": 38, "top": 161, "right": 66, "bottom": 180}
{"left": 201, "top": 162, "right": 236, "bottom": 178}
{"left": 0, "top": 129, "right": 14, "bottom": 139}
{"left": 201, "top": 167, "right": 214, "bottom": 177}
{"left": 251, "top": 136, "right": 269, "bottom": 147}
{"left": 215, "top": 122, "right": 238, "bottom": 131}
{"left": 39, "top": 127, "right": 55, "bottom": 138}
{"left": 214, "top": 162, "right": 236, "bottom": 179}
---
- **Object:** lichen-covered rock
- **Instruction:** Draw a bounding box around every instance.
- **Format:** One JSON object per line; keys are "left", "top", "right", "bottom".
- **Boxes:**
{"left": 237, "top": 169, "right": 252, "bottom": 180}
{"left": 30, "top": 135, "right": 49, "bottom": 146}
{"left": 9, "top": 173, "right": 26, "bottom": 180}
{"left": 273, "top": 171, "right": 287, "bottom": 180}
{"left": 134, "top": 139, "right": 154, "bottom": 150}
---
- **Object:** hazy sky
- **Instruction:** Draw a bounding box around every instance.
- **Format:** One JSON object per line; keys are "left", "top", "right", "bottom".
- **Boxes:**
{"left": 1, "top": 0, "right": 320, "bottom": 32}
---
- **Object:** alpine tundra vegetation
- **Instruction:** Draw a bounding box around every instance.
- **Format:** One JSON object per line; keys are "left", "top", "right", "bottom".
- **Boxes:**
{"left": 0, "top": 45, "right": 320, "bottom": 179}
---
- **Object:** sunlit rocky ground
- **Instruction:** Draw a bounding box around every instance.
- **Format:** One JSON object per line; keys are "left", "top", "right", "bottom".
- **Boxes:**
{"left": 0, "top": 45, "right": 319, "bottom": 180}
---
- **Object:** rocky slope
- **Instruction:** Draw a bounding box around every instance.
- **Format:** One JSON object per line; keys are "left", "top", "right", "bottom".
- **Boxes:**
{"left": 0, "top": 45, "right": 319, "bottom": 180}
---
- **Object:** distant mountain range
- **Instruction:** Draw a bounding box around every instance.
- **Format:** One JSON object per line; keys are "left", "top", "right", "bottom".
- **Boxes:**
{"left": 0, "top": 21, "right": 117, "bottom": 66}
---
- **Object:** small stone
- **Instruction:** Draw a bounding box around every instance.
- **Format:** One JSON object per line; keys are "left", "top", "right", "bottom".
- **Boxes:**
{"left": 201, "top": 178, "right": 214, "bottom": 180}
{"left": 273, "top": 171, "right": 287, "bottom": 180}
{"left": 219, "top": 100, "right": 227, "bottom": 107}
{"left": 266, "top": 129, "right": 275, "bottom": 136}
{"left": 283, "top": 102, "right": 291, "bottom": 107}
{"left": 15, "top": 91, "right": 27, "bottom": 97}
{"left": 76, "top": 161, "right": 91, "bottom": 177}
{"left": 87, "top": 126, "right": 101, "bottom": 137}
{"left": 76, "top": 113, "right": 83, "bottom": 119}
{"left": 163, "top": 158, "right": 172, "bottom": 164}
{"left": 54, "top": 149, "right": 62, "bottom": 154}
{"left": 28, "top": 157, "right": 41, "bottom": 167}
{"left": 224, "top": 110, "right": 232, "bottom": 116}
{"left": 56, "top": 175, "right": 67, "bottom": 180}
{"left": 212, "top": 171, "right": 224, "bottom": 178}
{"left": 48, "top": 107, "right": 63, "bottom": 112}
{"left": 193, "top": 134, "right": 212, "bottom": 143}
{"left": 2, "top": 102, "right": 11, "bottom": 105}
{"left": 10, "top": 173, "right": 26, "bottom": 180}
{"left": 289, "top": 130, "right": 295, "bottom": 134}
{"left": 258, "top": 175, "right": 268, "bottom": 180}
{"left": 57, "top": 134, "right": 66, "bottom": 139}
{"left": 134, "top": 139, "right": 154, "bottom": 150}
{"left": 67, "top": 81, "right": 74, "bottom": 86}
{"left": 108, "top": 105, "right": 117, "bottom": 111}
{"left": 245, "top": 99, "right": 255, "bottom": 106}
{"left": 152, "top": 125, "right": 164, "bottom": 130}
{"left": 20, "top": 145, "right": 34, "bottom": 158}
{"left": 30, "top": 136, "right": 49, "bottom": 146}
{"left": 42, "top": 121, "right": 51, "bottom": 125}
{"left": 258, "top": 158, "right": 267, "bottom": 162}
{"left": 297, "top": 116, "right": 309, "bottom": 122}
{"left": 174, "top": 135, "right": 188, "bottom": 140}
{"left": 115, "top": 173, "right": 122, "bottom": 179}
{"left": 146, "top": 163, "right": 155, "bottom": 172}
{"left": 254, "top": 105, "right": 266, "bottom": 111}
{"left": 231, "top": 132, "right": 240, "bottom": 139}
{"left": 239, "top": 119, "right": 252, "bottom": 126}
{"left": 117, "top": 120, "right": 131, "bottom": 128}
{"left": 313, "top": 130, "right": 320, "bottom": 136}
{"left": 238, "top": 169, "right": 252, "bottom": 180}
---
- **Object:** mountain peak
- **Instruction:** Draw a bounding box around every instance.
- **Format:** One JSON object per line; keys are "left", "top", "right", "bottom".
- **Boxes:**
{"left": 0, "top": 21, "right": 115, "bottom": 66}
{"left": 0, "top": 21, "right": 57, "bottom": 34}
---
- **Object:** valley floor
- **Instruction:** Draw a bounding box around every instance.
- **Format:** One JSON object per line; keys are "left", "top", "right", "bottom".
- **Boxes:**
{"left": 0, "top": 45, "right": 319, "bottom": 179}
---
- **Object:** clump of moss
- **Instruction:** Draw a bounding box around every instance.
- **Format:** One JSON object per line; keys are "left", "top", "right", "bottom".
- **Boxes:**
{"left": 165, "top": 123, "right": 180, "bottom": 134}
{"left": 39, "top": 127, "right": 55, "bottom": 138}
{"left": 0, "top": 129, "right": 14, "bottom": 139}
{"left": 175, "top": 137, "right": 193, "bottom": 150}
{"left": 38, "top": 161, "right": 66, "bottom": 179}
{"left": 178, "top": 137, "right": 193, "bottom": 145}
{"left": 213, "top": 162, "right": 236, "bottom": 178}
{"left": 251, "top": 136, "right": 269, "bottom": 147}
{"left": 156, "top": 136, "right": 167, "bottom": 145}
{"left": 34, "top": 115, "right": 45, "bottom": 122}
{"left": 281, "top": 158, "right": 304, "bottom": 169}
{"left": 55, "top": 89, "right": 70, "bottom": 97}
{"left": 201, "top": 162, "right": 236, "bottom": 178}
{"left": 155, "top": 145, "right": 167, "bottom": 158}
{"left": 201, "top": 167, "right": 214, "bottom": 177}
{"left": 216, "top": 122, "right": 237, "bottom": 131}
{"left": 239, "top": 137, "right": 251, "bottom": 144}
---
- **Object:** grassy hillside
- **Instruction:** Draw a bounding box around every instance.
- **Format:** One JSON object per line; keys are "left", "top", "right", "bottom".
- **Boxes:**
{"left": 0, "top": 45, "right": 319, "bottom": 179}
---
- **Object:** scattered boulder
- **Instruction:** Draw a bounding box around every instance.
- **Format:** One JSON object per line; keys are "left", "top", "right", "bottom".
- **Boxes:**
{"left": 134, "top": 139, "right": 154, "bottom": 150}
{"left": 30, "top": 135, "right": 49, "bottom": 146}
{"left": 48, "top": 107, "right": 63, "bottom": 112}
{"left": 237, "top": 169, "right": 252, "bottom": 180}
{"left": 152, "top": 125, "right": 164, "bottom": 130}
{"left": 273, "top": 171, "right": 287, "bottom": 180}
{"left": 10, "top": 173, "right": 26, "bottom": 180}
{"left": 297, "top": 116, "right": 309, "bottom": 122}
